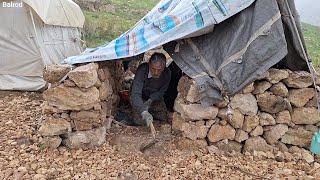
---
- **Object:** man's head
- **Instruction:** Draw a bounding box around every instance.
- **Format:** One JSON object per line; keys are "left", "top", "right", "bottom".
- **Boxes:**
{"left": 149, "top": 53, "right": 166, "bottom": 78}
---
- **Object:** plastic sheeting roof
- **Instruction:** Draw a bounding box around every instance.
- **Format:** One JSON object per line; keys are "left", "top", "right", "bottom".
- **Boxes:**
{"left": 23, "top": 0, "right": 85, "bottom": 28}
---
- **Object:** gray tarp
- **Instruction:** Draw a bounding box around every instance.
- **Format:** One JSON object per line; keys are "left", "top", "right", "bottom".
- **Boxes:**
{"left": 171, "top": 0, "right": 305, "bottom": 106}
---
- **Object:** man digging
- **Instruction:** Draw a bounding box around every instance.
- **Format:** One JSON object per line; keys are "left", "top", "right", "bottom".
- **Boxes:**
{"left": 130, "top": 53, "right": 171, "bottom": 127}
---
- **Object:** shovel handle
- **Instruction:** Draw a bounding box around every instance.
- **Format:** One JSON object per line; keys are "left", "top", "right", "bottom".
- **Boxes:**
{"left": 150, "top": 122, "right": 156, "bottom": 140}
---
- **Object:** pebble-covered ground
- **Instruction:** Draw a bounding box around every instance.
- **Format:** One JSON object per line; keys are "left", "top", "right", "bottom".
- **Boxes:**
{"left": 0, "top": 91, "right": 319, "bottom": 179}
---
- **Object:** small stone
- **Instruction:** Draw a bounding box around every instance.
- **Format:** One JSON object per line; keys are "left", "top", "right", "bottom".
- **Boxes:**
{"left": 205, "top": 119, "right": 216, "bottom": 128}
{"left": 172, "top": 112, "right": 185, "bottom": 132}
{"left": 243, "top": 115, "right": 259, "bottom": 133}
{"left": 235, "top": 129, "right": 249, "bottom": 143}
{"left": 283, "top": 70, "right": 313, "bottom": 88}
{"left": 219, "top": 120, "right": 228, "bottom": 126}
{"left": 301, "top": 149, "right": 314, "bottom": 163}
{"left": 99, "top": 80, "right": 113, "bottom": 101}
{"left": 242, "top": 83, "right": 255, "bottom": 94}
{"left": 195, "top": 120, "right": 205, "bottom": 126}
{"left": 207, "top": 145, "right": 222, "bottom": 155}
{"left": 218, "top": 109, "right": 244, "bottom": 129}
{"left": 276, "top": 111, "right": 291, "bottom": 125}
{"left": 276, "top": 142, "right": 289, "bottom": 152}
{"left": 181, "top": 122, "right": 208, "bottom": 140}
{"left": 257, "top": 92, "right": 289, "bottom": 114}
{"left": 250, "top": 126, "right": 263, "bottom": 137}
{"left": 281, "top": 127, "right": 313, "bottom": 148}
{"left": 43, "top": 64, "right": 72, "bottom": 83}
{"left": 264, "top": 124, "right": 288, "bottom": 144}
{"left": 207, "top": 124, "right": 236, "bottom": 143}
{"left": 230, "top": 94, "right": 258, "bottom": 116}
{"left": 266, "top": 68, "right": 289, "bottom": 84}
{"left": 63, "top": 79, "right": 76, "bottom": 87}
{"left": 270, "top": 82, "right": 289, "bottom": 97}
{"left": 292, "top": 107, "right": 320, "bottom": 125}
{"left": 41, "top": 102, "right": 65, "bottom": 115}
{"left": 243, "top": 136, "right": 274, "bottom": 153}
{"left": 259, "top": 112, "right": 276, "bottom": 126}
{"left": 174, "top": 99, "right": 218, "bottom": 120}
{"left": 306, "top": 96, "right": 318, "bottom": 108}
{"left": 305, "top": 125, "right": 318, "bottom": 133}
{"left": 38, "top": 118, "right": 71, "bottom": 136}
{"left": 97, "top": 69, "right": 106, "bottom": 82}
{"left": 289, "top": 88, "right": 315, "bottom": 107}
{"left": 215, "top": 140, "right": 242, "bottom": 153}
{"left": 253, "top": 81, "right": 272, "bottom": 94}
{"left": 41, "top": 136, "right": 62, "bottom": 149}
{"left": 68, "top": 63, "right": 99, "bottom": 88}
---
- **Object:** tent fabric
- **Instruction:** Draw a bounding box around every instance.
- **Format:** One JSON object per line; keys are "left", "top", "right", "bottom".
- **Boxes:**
{"left": 171, "top": 0, "right": 288, "bottom": 106}
{"left": 64, "top": 0, "right": 256, "bottom": 64}
{"left": 22, "top": 0, "right": 85, "bottom": 28}
{"left": 0, "top": 0, "right": 83, "bottom": 91}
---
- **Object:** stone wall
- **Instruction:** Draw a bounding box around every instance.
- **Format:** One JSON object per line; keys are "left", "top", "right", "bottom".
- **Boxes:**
{"left": 173, "top": 68, "right": 320, "bottom": 155}
{"left": 39, "top": 62, "right": 123, "bottom": 149}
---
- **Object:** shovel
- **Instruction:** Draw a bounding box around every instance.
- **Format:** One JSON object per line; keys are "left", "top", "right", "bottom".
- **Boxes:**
{"left": 140, "top": 122, "right": 158, "bottom": 152}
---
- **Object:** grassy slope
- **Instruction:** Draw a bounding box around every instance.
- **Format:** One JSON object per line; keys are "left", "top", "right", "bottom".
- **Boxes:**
{"left": 82, "top": 1, "right": 320, "bottom": 69}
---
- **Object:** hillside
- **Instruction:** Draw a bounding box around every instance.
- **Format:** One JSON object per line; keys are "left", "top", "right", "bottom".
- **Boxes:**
{"left": 81, "top": 1, "right": 320, "bottom": 69}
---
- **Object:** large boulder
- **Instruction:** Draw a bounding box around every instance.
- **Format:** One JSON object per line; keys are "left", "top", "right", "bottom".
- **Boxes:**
{"left": 70, "top": 110, "right": 102, "bottom": 131}
{"left": 270, "top": 82, "right": 289, "bottom": 97}
{"left": 181, "top": 122, "right": 208, "bottom": 140}
{"left": 264, "top": 124, "right": 288, "bottom": 144}
{"left": 207, "top": 124, "right": 236, "bottom": 143}
{"left": 281, "top": 127, "right": 313, "bottom": 148}
{"left": 230, "top": 94, "right": 258, "bottom": 116}
{"left": 242, "top": 115, "right": 259, "bottom": 133}
{"left": 256, "top": 92, "right": 289, "bottom": 114}
{"left": 283, "top": 71, "right": 313, "bottom": 88}
{"left": 174, "top": 99, "right": 218, "bottom": 120}
{"left": 39, "top": 118, "right": 72, "bottom": 136}
{"left": 43, "top": 64, "right": 72, "bottom": 83}
{"left": 291, "top": 107, "right": 320, "bottom": 125}
{"left": 288, "top": 88, "right": 315, "bottom": 107}
{"left": 68, "top": 63, "right": 99, "bottom": 88}
{"left": 259, "top": 112, "right": 276, "bottom": 126}
{"left": 62, "top": 126, "right": 106, "bottom": 149}
{"left": 43, "top": 85, "right": 100, "bottom": 111}
{"left": 218, "top": 109, "right": 244, "bottom": 129}
{"left": 243, "top": 136, "right": 274, "bottom": 153}
{"left": 253, "top": 81, "right": 272, "bottom": 94}
{"left": 266, "top": 68, "right": 289, "bottom": 84}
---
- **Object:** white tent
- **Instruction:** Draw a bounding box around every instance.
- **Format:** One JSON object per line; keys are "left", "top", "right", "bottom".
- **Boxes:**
{"left": 0, "top": 0, "right": 85, "bottom": 91}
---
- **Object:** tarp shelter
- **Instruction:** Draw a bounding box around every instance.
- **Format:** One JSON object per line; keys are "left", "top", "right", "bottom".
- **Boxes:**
{"left": 64, "top": 0, "right": 318, "bottom": 106}
{"left": 0, "top": 0, "right": 85, "bottom": 91}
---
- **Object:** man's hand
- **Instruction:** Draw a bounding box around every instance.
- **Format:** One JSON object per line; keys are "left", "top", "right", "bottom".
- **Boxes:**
{"left": 141, "top": 111, "right": 153, "bottom": 127}
{"left": 143, "top": 99, "right": 153, "bottom": 109}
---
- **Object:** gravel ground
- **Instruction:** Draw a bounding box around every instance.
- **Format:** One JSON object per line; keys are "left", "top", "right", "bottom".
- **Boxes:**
{"left": 0, "top": 91, "right": 319, "bottom": 179}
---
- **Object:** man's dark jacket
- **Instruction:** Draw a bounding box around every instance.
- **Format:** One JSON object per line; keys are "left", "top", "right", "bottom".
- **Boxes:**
{"left": 130, "top": 63, "right": 171, "bottom": 114}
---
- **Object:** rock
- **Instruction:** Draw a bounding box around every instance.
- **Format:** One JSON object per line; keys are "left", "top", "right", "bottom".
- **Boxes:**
{"left": 306, "top": 96, "right": 318, "bottom": 108}
{"left": 242, "top": 83, "right": 255, "bottom": 94}
{"left": 257, "top": 71, "right": 270, "bottom": 80}
{"left": 70, "top": 110, "right": 102, "bottom": 131}
{"left": 276, "top": 111, "right": 291, "bottom": 125}
{"left": 205, "top": 119, "right": 216, "bottom": 128}
{"left": 301, "top": 149, "right": 314, "bottom": 163}
{"left": 99, "top": 80, "right": 113, "bottom": 101}
{"left": 218, "top": 109, "right": 244, "bottom": 129}
{"left": 63, "top": 79, "right": 76, "bottom": 87}
{"left": 230, "top": 94, "right": 258, "bottom": 116}
{"left": 174, "top": 99, "right": 218, "bottom": 120}
{"left": 243, "top": 136, "right": 274, "bottom": 153}
{"left": 219, "top": 120, "right": 228, "bottom": 126}
{"left": 97, "top": 69, "right": 106, "bottom": 82}
{"left": 207, "top": 145, "right": 222, "bottom": 155}
{"left": 276, "top": 142, "right": 289, "bottom": 152}
{"left": 41, "top": 102, "right": 65, "bottom": 115}
{"left": 172, "top": 112, "right": 185, "bottom": 132}
{"left": 270, "top": 82, "right": 289, "bottom": 97}
{"left": 207, "top": 124, "right": 236, "bottom": 143}
{"left": 181, "top": 122, "right": 208, "bottom": 140}
{"left": 43, "top": 64, "right": 72, "bottom": 83}
{"left": 43, "top": 85, "right": 100, "bottom": 111}
{"left": 195, "top": 120, "right": 205, "bottom": 126}
{"left": 242, "top": 115, "right": 259, "bottom": 133}
{"left": 292, "top": 107, "right": 320, "bottom": 125}
{"left": 259, "top": 112, "right": 276, "bottom": 126}
{"left": 253, "top": 81, "right": 272, "bottom": 94}
{"left": 289, "top": 88, "right": 315, "bottom": 107}
{"left": 68, "top": 63, "right": 99, "bottom": 88}
{"left": 215, "top": 140, "right": 242, "bottom": 153}
{"left": 62, "top": 126, "right": 106, "bottom": 149}
{"left": 177, "top": 76, "right": 200, "bottom": 103}
{"left": 41, "top": 136, "right": 62, "bottom": 149}
{"left": 235, "top": 129, "right": 249, "bottom": 143}
{"left": 266, "top": 68, "right": 289, "bottom": 84}
{"left": 281, "top": 127, "right": 313, "bottom": 148}
{"left": 264, "top": 124, "right": 288, "bottom": 144}
{"left": 39, "top": 118, "right": 71, "bottom": 136}
{"left": 94, "top": 78, "right": 102, "bottom": 87}
{"left": 250, "top": 126, "right": 263, "bottom": 137}
{"left": 215, "top": 100, "right": 228, "bottom": 108}
{"left": 283, "top": 71, "right": 313, "bottom": 88}
{"left": 305, "top": 125, "right": 318, "bottom": 133}
{"left": 175, "top": 138, "right": 207, "bottom": 151}
{"left": 256, "top": 92, "right": 288, "bottom": 113}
